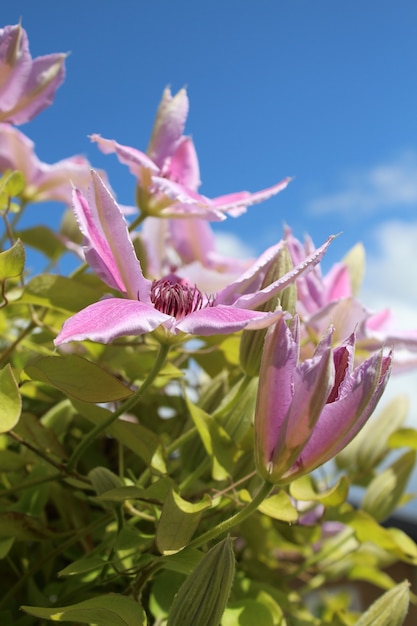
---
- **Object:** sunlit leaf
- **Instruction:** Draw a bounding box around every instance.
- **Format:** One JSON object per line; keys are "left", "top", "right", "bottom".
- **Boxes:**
{"left": 290, "top": 474, "right": 349, "bottom": 506}
{"left": 240, "top": 488, "right": 298, "bottom": 523}
{"left": 21, "top": 594, "right": 146, "bottom": 625}
{"left": 0, "top": 364, "right": 22, "bottom": 433}
{"left": 156, "top": 489, "right": 211, "bottom": 555}
{"left": 0, "top": 239, "right": 25, "bottom": 281}
{"left": 25, "top": 354, "right": 133, "bottom": 402}
{"left": 19, "top": 273, "right": 106, "bottom": 313}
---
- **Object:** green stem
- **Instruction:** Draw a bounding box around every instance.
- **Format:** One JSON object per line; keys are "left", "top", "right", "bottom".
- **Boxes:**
{"left": 66, "top": 343, "right": 170, "bottom": 472}
{"left": 188, "top": 479, "right": 273, "bottom": 549}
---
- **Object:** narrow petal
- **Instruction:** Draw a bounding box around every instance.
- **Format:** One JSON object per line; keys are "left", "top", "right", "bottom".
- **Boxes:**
{"left": 54, "top": 298, "right": 171, "bottom": 345}
{"left": 286, "top": 351, "right": 392, "bottom": 478}
{"left": 254, "top": 317, "right": 298, "bottom": 474}
{"left": 226, "top": 235, "right": 335, "bottom": 310}
{"left": 270, "top": 347, "right": 334, "bottom": 479}
{"left": 212, "top": 176, "right": 292, "bottom": 217}
{"left": 90, "top": 134, "right": 159, "bottom": 179}
{"left": 175, "top": 305, "right": 283, "bottom": 336}
{"left": 7, "top": 53, "right": 66, "bottom": 125}
{"left": 147, "top": 87, "right": 189, "bottom": 167}
{"left": 87, "top": 171, "right": 152, "bottom": 301}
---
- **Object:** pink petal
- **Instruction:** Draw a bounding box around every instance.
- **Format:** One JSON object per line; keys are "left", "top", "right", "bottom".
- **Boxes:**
{"left": 255, "top": 317, "right": 299, "bottom": 469}
{"left": 289, "top": 352, "right": 391, "bottom": 476}
{"left": 147, "top": 87, "right": 189, "bottom": 167}
{"left": 54, "top": 298, "right": 171, "bottom": 345}
{"left": 165, "top": 136, "right": 201, "bottom": 190}
{"left": 175, "top": 305, "right": 283, "bottom": 336}
{"left": 90, "top": 134, "right": 159, "bottom": 179}
{"left": 212, "top": 176, "right": 292, "bottom": 217}
{"left": 0, "top": 124, "right": 90, "bottom": 205}
{"left": 74, "top": 171, "right": 151, "bottom": 301}
{"left": 229, "top": 235, "right": 335, "bottom": 310}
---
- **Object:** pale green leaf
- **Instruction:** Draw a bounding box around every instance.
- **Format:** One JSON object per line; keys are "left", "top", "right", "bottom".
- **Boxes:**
{"left": 0, "top": 364, "right": 22, "bottom": 433}
{"left": 355, "top": 581, "right": 410, "bottom": 626}
{"left": 0, "top": 239, "right": 25, "bottom": 280}
{"left": 25, "top": 354, "right": 133, "bottom": 402}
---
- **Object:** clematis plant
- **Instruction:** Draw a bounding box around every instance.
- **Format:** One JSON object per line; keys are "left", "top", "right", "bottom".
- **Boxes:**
{"left": 54, "top": 170, "right": 333, "bottom": 345}
{"left": 91, "top": 87, "right": 291, "bottom": 220}
{"left": 0, "top": 23, "right": 66, "bottom": 125}
{"left": 255, "top": 315, "right": 392, "bottom": 483}
{"left": 1, "top": 21, "right": 417, "bottom": 626}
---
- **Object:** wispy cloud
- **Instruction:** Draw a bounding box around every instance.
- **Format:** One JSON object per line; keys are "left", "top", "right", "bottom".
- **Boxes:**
{"left": 308, "top": 151, "right": 417, "bottom": 216}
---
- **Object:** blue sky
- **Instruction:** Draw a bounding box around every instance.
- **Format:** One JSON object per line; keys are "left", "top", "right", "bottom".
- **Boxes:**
{"left": 3, "top": 2, "right": 417, "bottom": 509}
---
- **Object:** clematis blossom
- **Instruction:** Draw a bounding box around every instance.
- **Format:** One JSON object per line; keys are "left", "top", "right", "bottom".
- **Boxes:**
{"left": 255, "top": 316, "right": 391, "bottom": 484}
{"left": 54, "top": 171, "right": 334, "bottom": 345}
{"left": 0, "top": 124, "right": 92, "bottom": 205}
{"left": 0, "top": 23, "right": 66, "bottom": 125}
{"left": 91, "top": 87, "right": 291, "bottom": 221}
{"left": 285, "top": 227, "right": 417, "bottom": 370}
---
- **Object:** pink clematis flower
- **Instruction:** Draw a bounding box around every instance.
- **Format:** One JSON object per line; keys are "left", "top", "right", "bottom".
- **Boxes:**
{"left": 54, "top": 171, "right": 334, "bottom": 345}
{"left": 0, "top": 124, "right": 92, "bottom": 205}
{"left": 285, "top": 227, "right": 417, "bottom": 370}
{"left": 255, "top": 316, "right": 391, "bottom": 484}
{"left": 0, "top": 23, "right": 66, "bottom": 125}
{"left": 91, "top": 87, "right": 291, "bottom": 221}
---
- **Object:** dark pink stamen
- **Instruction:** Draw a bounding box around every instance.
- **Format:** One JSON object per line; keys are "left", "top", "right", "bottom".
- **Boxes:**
{"left": 150, "top": 274, "right": 211, "bottom": 320}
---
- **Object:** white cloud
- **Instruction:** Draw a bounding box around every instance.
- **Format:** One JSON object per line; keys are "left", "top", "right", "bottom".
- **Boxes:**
{"left": 361, "top": 219, "right": 417, "bottom": 429}
{"left": 308, "top": 151, "right": 417, "bottom": 216}
{"left": 214, "top": 231, "right": 255, "bottom": 259}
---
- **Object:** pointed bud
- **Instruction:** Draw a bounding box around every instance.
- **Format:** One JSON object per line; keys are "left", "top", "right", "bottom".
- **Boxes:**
{"left": 239, "top": 243, "right": 295, "bottom": 377}
{"left": 167, "top": 537, "right": 235, "bottom": 626}
{"left": 355, "top": 581, "right": 410, "bottom": 626}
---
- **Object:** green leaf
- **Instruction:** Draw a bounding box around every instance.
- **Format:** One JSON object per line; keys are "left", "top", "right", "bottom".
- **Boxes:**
{"left": 185, "top": 393, "right": 242, "bottom": 481}
{"left": 25, "top": 354, "right": 134, "bottom": 402}
{"left": 389, "top": 427, "right": 417, "bottom": 450}
{"left": 290, "top": 474, "right": 349, "bottom": 507}
{"left": 240, "top": 488, "right": 298, "bottom": 522}
{"left": 355, "top": 581, "right": 410, "bottom": 626}
{"left": 0, "top": 169, "right": 25, "bottom": 197}
{"left": 222, "top": 599, "right": 275, "bottom": 626}
{"left": 21, "top": 594, "right": 146, "bottom": 625}
{"left": 156, "top": 489, "right": 212, "bottom": 555}
{"left": 71, "top": 399, "right": 167, "bottom": 473}
{"left": 361, "top": 450, "right": 416, "bottom": 521}
{"left": 0, "top": 239, "right": 25, "bottom": 281}
{"left": 16, "top": 225, "right": 66, "bottom": 260}
{"left": 19, "top": 273, "right": 105, "bottom": 313}
{"left": 0, "top": 364, "right": 22, "bottom": 433}
{"left": 58, "top": 557, "right": 107, "bottom": 577}
{"left": 89, "top": 467, "right": 124, "bottom": 495}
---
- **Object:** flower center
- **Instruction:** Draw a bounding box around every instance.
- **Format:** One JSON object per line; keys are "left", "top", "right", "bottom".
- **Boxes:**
{"left": 150, "top": 274, "right": 210, "bottom": 320}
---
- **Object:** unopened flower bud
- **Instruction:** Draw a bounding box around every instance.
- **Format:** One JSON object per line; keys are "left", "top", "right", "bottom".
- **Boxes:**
{"left": 239, "top": 243, "right": 296, "bottom": 377}
{"left": 167, "top": 536, "right": 235, "bottom": 626}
